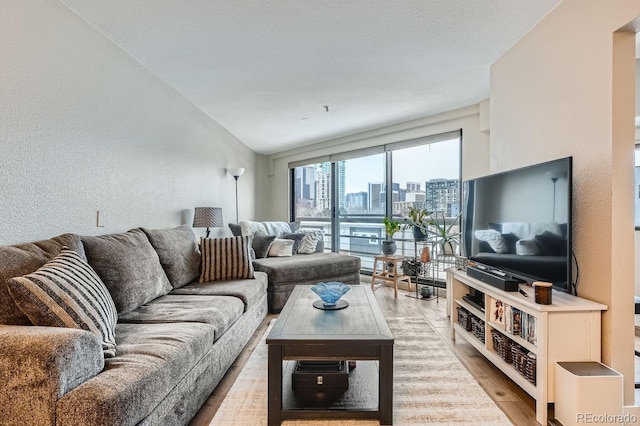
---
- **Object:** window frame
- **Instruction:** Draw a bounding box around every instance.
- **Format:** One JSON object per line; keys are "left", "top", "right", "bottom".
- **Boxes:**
{"left": 288, "top": 130, "right": 463, "bottom": 268}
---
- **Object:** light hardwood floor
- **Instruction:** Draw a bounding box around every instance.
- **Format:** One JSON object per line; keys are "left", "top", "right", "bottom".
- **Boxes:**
{"left": 190, "top": 281, "right": 541, "bottom": 426}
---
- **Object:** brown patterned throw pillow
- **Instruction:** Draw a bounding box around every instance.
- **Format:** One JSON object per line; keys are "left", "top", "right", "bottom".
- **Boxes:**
{"left": 199, "top": 236, "right": 254, "bottom": 282}
{"left": 7, "top": 248, "right": 118, "bottom": 358}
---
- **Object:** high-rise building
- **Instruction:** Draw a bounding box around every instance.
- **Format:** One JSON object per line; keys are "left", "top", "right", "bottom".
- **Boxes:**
{"left": 337, "top": 160, "right": 346, "bottom": 210}
{"left": 346, "top": 191, "right": 368, "bottom": 212}
{"left": 380, "top": 183, "right": 401, "bottom": 203}
{"left": 368, "top": 182, "right": 383, "bottom": 213}
{"left": 294, "top": 166, "right": 316, "bottom": 201}
{"left": 425, "top": 178, "right": 460, "bottom": 216}
{"left": 316, "top": 163, "right": 331, "bottom": 212}
{"left": 406, "top": 181, "right": 421, "bottom": 192}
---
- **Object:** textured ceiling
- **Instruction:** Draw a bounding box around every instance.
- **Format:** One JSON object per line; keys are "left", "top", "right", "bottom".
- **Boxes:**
{"left": 61, "top": 0, "right": 561, "bottom": 154}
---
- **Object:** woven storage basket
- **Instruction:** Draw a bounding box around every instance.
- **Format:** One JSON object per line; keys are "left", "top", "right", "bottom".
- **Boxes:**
{"left": 490, "top": 329, "right": 513, "bottom": 363}
{"left": 456, "top": 307, "right": 473, "bottom": 331}
{"left": 511, "top": 344, "right": 536, "bottom": 385}
{"left": 470, "top": 315, "right": 485, "bottom": 343}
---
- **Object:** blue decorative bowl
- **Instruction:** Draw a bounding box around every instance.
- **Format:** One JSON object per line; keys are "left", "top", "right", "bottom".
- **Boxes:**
{"left": 311, "top": 282, "right": 351, "bottom": 307}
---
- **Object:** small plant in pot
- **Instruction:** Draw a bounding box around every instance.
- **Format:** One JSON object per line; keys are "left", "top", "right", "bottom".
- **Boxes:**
{"left": 402, "top": 207, "right": 432, "bottom": 241}
{"left": 420, "top": 286, "right": 433, "bottom": 298}
{"left": 381, "top": 217, "right": 401, "bottom": 255}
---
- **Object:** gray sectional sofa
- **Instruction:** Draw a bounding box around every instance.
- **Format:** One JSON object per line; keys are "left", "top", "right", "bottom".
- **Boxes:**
{"left": 0, "top": 226, "right": 267, "bottom": 426}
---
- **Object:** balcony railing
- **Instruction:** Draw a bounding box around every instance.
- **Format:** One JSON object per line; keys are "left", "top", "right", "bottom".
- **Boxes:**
{"left": 295, "top": 214, "right": 459, "bottom": 281}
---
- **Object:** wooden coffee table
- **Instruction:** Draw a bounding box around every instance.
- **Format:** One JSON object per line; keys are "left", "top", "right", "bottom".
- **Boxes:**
{"left": 266, "top": 284, "right": 394, "bottom": 425}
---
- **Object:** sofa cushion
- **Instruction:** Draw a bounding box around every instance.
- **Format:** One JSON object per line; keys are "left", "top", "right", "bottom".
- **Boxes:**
{"left": 141, "top": 225, "right": 200, "bottom": 289}
{"left": 268, "top": 239, "right": 294, "bottom": 257}
{"left": 516, "top": 238, "right": 541, "bottom": 256}
{"left": 282, "top": 232, "right": 305, "bottom": 254}
{"left": 502, "top": 221, "right": 563, "bottom": 240}
{"left": 262, "top": 221, "right": 293, "bottom": 237}
{"left": 0, "top": 233, "right": 86, "bottom": 325}
{"left": 253, "top": 252, "right": 360, "bottom": 284}
{"left": 252, "top": 233, "right": 276, "bottom": 258}
{"left": 56, "top": 322, "right": 214, "bottom": 426}
{"left": 170, "top": 271, "right": 268, "bottom": 311}
{"left": 239, "top": 220, "right": 292, "bottom": 238}
{"left": 7, "top": 248, "right": 118, "bottom": 357}
{"left": 535, "top": 230, "right": 565, "bottom": 256}
{"left": 199, "top": 236, "right": 254, "bottom": 282}
{"left": 81, "top": 229, "right": 172, "bottom": 314}
{"left": 117, "top": 295, "right": 243, "bottom": 341}
{"left": 474, "top": 229, "right": 507, "bottom": 253}
{"left": 296, "top": 228, "right": 324, "bottom": 254}
{"left": 228, "top": 223, "right": 242, "bottom": 236}
{"left": 239, "top": 220, "right": 268, "bottom": 236}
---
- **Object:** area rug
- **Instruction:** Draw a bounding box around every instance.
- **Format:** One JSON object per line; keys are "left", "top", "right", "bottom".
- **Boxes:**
{"left": 210, "top": 316, "right": 513, "bottom": 425}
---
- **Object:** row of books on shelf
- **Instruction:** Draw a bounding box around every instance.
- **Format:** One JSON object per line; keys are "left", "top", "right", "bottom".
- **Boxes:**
{"left": 489, "top": 297, "right": 536, "bottom": 346}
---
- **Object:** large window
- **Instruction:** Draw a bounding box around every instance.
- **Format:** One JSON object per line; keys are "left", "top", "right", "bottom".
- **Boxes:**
{"left": 290, "top": 131, "right": 461, "bottom": 272}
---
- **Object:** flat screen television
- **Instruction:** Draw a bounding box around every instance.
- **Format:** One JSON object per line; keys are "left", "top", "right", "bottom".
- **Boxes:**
{"left": 462, "top": 157, "right": 573, "bottom": 293}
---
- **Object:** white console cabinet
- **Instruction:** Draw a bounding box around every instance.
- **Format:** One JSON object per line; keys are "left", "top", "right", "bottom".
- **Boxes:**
{"left": 447, "top": 269, "right": 607, "bottom": 425}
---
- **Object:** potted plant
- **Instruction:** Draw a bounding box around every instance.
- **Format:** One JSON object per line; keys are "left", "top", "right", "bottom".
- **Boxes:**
{"left": 382, "top": 217, "right": 401, "bottom": 255}
{"left": 430, "top": 212, "right": 461, "bottom": 255}
{"left": 402, "top": 207, "right": 432, "bottom": 241}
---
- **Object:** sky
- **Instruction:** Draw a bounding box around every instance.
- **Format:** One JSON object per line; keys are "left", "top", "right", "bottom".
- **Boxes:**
{"left": 343, "top": 138, "right": 460, "bottom": 194}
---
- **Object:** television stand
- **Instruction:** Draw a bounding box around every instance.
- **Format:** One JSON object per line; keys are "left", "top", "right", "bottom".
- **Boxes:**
{"left": 448, "top": 269, "right": 607, "bottom": 425}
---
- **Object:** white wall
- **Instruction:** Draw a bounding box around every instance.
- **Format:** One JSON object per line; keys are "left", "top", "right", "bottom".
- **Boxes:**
{"left": 491, "top": 0, "right": 640, "bottom": 403}
{"left": 257, "top": 104, "right": 490, "bottom": 221}
{"left": 0, "top": 1, "right": 256, "bottom": 244}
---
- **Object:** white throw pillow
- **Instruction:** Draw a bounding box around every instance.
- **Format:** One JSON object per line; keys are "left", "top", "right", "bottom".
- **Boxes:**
{"left": 516, "top": 238, "right": 541, "bottom": 256}
{"left": 296, "top": 228, "right": 323, "bottom": 254}
{"left": 267, "top": 239, "right": 295, "bottom": 257}
{"left": 474, "top": 229, "right": 507, "bottom": 253}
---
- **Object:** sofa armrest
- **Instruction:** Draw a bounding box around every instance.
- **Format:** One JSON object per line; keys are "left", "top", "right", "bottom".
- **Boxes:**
{"left": 0, "top": 325, "right": 104, "bottom": 426}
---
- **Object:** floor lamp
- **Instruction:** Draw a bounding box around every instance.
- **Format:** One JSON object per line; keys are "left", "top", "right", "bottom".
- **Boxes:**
{"left": 227, "top": 168, "right": 245, "bottom": 223}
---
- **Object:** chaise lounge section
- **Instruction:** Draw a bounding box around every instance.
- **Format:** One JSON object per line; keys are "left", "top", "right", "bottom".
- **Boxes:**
{"left": 230, "top": 220, "right": 361, "bottom": 313}
{"left": 254, "top": 252, "right": 360, "bottom": 313}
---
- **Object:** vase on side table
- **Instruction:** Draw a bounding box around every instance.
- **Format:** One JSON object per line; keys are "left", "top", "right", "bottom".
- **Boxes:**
{"left": 381, "top": 240, "right": 397, "bottom": 256}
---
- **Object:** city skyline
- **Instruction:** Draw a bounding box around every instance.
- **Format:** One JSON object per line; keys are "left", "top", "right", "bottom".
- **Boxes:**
{"left": 293, "top": 138, "right": 461, "bottom": 217}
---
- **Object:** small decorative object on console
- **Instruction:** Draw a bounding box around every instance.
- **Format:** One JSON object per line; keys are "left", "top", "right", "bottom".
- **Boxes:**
{"left": 311, "top": 282, "right": 351, "bottom": 309}
{"left": 533, "top": 281, "right": 552, "bottom": 305}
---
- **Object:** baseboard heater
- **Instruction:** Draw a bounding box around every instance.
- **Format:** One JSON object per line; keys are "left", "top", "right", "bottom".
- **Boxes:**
{"left": 466, "top": 266, "right": 520, "bottom": 292}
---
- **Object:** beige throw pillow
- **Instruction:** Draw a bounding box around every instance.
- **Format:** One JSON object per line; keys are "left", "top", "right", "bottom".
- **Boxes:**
{"left": 267, "top": 239, "right": 294, "bottom": 257}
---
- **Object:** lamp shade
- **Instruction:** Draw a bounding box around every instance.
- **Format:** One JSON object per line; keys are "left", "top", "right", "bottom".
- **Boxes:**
{"left": 192, "top": 207, "right": 223, "bottom": 228}
{"left": 227, "top": 168, "right": 245, "bottom": 178}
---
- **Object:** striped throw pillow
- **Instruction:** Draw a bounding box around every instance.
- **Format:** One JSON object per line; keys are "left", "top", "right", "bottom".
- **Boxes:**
{"left": 199, "top": 236, "right": 254, "bottom": 282}
{"left": 7, "top": 248, "right": 118, "bottom": 358}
